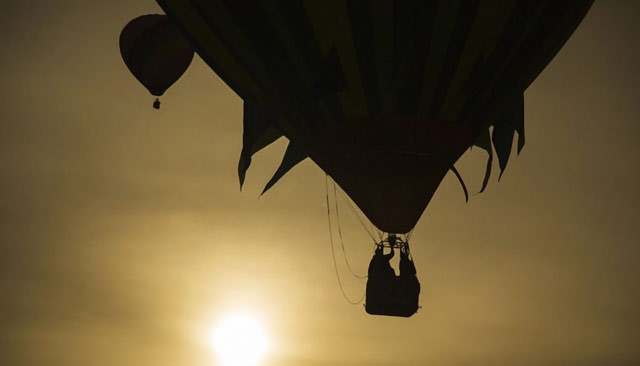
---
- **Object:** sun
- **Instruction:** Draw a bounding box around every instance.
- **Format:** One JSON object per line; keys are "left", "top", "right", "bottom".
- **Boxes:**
{"left": 210, "top": 312, "right": 270, "bottom": 366}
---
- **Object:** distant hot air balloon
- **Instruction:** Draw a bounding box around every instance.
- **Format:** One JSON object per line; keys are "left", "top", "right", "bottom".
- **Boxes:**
{"left": 119, "top": 14, "right": 194, "bottom": 109}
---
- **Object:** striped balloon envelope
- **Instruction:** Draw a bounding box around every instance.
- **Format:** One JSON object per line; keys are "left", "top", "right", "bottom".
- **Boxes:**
{"left": 154, "top": 0, "right": 593, "bottom": 233}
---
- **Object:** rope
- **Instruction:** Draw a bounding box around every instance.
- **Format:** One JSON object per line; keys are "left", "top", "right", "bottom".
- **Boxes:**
{"left": 332, "top": 182, "right": 367, "bottom": 279}
{"left": 333, "top": 180, "right": 382, "bottom": 242}
{"left": 325, "top": 175, "right": 365, "bottom": 304}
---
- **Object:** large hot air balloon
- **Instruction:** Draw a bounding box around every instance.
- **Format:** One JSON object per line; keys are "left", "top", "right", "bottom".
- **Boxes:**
{"left": 119, "top": 14, "right": 194, "bottom": 109}
{"left": 153, "top": 0, "right": 593, "bottom": 233}
{"left": 131, "top": 1, "right": 593, "bottom": 316}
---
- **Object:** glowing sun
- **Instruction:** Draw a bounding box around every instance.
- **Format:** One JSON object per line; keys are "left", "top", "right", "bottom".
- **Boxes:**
{"left": 210, "top": 313, "right": 270, "bottom": 366}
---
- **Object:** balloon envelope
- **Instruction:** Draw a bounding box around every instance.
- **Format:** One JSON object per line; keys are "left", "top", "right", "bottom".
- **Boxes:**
{"left": 119, "top": 14, "right": 194, "bottom": 96}
{"left": 155, "top": 0, "right": 593, "bottom": 233}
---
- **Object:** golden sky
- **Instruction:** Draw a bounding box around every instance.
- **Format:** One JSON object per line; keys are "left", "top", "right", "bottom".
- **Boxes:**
{"left": 1, "top": 1, "right": 639, "bottom": 365}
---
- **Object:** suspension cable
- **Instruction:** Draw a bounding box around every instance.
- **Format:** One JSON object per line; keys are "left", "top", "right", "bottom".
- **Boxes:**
{"left": 325, "top": 175, "right": 365, "bottom": 304}
{"left": 331, "top": 182, "right": 367, "bottom": 279}
{"left": 332, "top": 179, "right": 382, "bottom": 242}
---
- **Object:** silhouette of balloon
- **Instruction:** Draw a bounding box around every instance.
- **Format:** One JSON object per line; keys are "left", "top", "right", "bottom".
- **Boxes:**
{"left": 153, "top": 1, "right": 593, "bottom": 233}
{"left": 119, "top": 14, "right": 194, "bottom": 108}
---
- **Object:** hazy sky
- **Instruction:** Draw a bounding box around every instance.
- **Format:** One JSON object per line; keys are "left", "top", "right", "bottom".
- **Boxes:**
{"left": 1, "top": 1, "right": 639, "bottom": 365}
